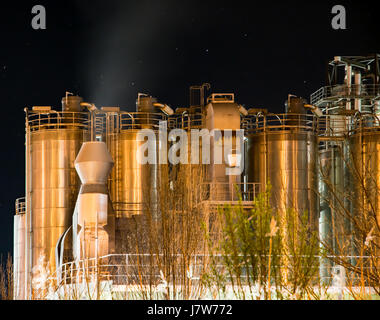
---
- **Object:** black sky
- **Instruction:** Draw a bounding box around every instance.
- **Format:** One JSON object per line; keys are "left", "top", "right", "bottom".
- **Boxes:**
{"left": 0, "top": 0, "right": 379, "bottom": 257}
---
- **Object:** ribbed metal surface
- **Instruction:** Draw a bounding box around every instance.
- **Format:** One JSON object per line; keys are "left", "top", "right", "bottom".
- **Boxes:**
{"left": 247, "top": 131, "right": 318, "bottom": 226}
{"left": 29, "top": 129, "right": 88, "bottom": 275}
{"left": 13, "top": 212, "right": 25, "bottom": 300}
{"left": 349, "top": 131, "right": 380, "bottom": 235}
{"left": 318, "top": 145, "right": 347, "bottom": 281}
{"left": 319, "top": 147, "right": 340, "bottom": 242}
{"left": 109, "top": 130, "right": 159, "bottom": 217}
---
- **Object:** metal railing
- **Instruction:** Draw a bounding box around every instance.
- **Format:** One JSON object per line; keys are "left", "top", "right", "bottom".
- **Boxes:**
{"left": 170, "top": 112, "right": 205, "bottom": 130}
{"left": 54, "top": 253, "right": 377, "bottom": 288}
{"left": 243, "top": 113, "right": 318, "bottom": 135}
{"left": 310, "top": 84, "right": 380, "bottom": 106}
{"left": 56, "top": 254, "right": 213, "bottom": 287}
{"left": 119, "top": 112, "right": 167, "bottom": 131}
{"left": 27, "top": 111, "right": 91, "bottom": 132}
{"left": 350, "top": 113, "right": 380, "bottom": 135}
{"left": 317, "top": 113, "right": 380, "bottom": 138}
{"left": 198, "top": 182, "right": 262, "bottom": 202}
{"left": 15, "top": 197, "right": 25, "bottom": 215}
{"left": 317, "top": 115, "right": 349, "bottom": 138}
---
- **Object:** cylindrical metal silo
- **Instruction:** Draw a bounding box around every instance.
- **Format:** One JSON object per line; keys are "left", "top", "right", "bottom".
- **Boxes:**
{"left": 349, "top": 126, "right": 380, "bottom": 258}
{"left": 25, "top": 106, "right": 90, "bottom": 292}
{"left": 246, "top": 112, "right": 319, "bottom": 228}
{"left": 110, "top": 129, "right": 160, "bottom": 216}
{"left": 106, "top": 106, "right": 167, "bottom": 253}
{"left": 318, "top": 145, "right": 347, "bottom": 281}
{"left": 13, "top": 198, "right": 26, "bottom": 300}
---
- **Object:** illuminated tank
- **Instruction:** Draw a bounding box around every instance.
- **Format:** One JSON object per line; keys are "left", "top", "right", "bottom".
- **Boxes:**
{"left": 245, "top": 95, "right": 319, "bottom": 228}
{"left": 311, "top": 54, "right": 380, "bottom": 280}
{"left": 12, "top": 56, "right": 379, "bottom": 299}
{"left": 16, "top": 95, "right": 91, "bottom": 299}
{"left": 103, "top": 94, "right": 172, "bottom": 253}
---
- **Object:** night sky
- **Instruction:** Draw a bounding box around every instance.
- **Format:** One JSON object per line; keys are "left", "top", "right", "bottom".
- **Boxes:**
{"left": 0, "top": 0, "right": 379, "bottom": 257}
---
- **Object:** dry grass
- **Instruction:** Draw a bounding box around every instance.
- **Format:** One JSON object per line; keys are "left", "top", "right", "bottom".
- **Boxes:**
{"left": 0, "top": 254, "right": 13, "bottom": 300}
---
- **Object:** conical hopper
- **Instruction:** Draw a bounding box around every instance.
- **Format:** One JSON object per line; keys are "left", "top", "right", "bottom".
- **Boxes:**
{"left": 75, "top": 141, "right": 114, "bottom": 184}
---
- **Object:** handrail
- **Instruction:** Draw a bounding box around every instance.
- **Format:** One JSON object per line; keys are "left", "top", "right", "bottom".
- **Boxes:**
{"left": 310, "top": 84, "right": 380, "bottom": 106}
{"left": 171, "top": 112, "right": 204, "bottom": 130}
{"left": 15, "top": 197, "right": 26, "bottom": 215}
{"left": 349, "top": 113, "right": 380, "bottom": 135}
{"left": 53, "top": 253, "right": 377, "bottom": 289}
{"left": 26, "top": 111, "right": 91, "bottom": 132}
{"left": 243, "top": 113, "right": 318, "bottom": 135}
{"left": 198, "top": 182, "right": 262, "bottom": 202}
{"left": 119, "top": 112, "right": 167, "bottom": 131}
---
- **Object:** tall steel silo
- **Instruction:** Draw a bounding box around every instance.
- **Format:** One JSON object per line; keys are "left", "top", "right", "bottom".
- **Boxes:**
{"left": 246, "top": 96, "right": 319, "bottom": 228}
{"left": 13, "top": 198, "right": 26, "bottom": 300}
{"left": 310, "top": 55, "right": 380, "bottom": 275}
{"left": 107, "top": 95, "right": 168, "bottom": 218}
{"left": 348, "top": 118, "right": 380, "bottom": 256}
{"left": 24, "top": 98, "right": 90, "bottom": 296}
{"left": 318, "top": 143, "right": 353, "bottom": 281}
{"left": 105, "top": 95, "right": 170, "bottom": 253}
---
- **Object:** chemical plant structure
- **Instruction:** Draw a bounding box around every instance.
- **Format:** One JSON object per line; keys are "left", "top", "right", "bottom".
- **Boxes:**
{"left": 13, "top": 54, "right": 380, "bottom": 299}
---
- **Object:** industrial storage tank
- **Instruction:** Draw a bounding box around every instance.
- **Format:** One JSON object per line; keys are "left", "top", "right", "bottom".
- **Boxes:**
{"left": 318, "top": 144, "right": 352, "bottom": 281}
{"left": 107, "top": 95, "right": 168, "bottom": 218}
{"left": 105, "top": 95, "right": 170, "bottom": 253}
{"left": 24, "top": 97, "right": 90, "bottom": 291}
{"left": 348, "top": 115, "right": 380, "bottom": 255}
{"left": 245, "top": 96, "right": 319, "bottom": 228}
{"left": 310, "top": 55, "right": 380, "bottom": 276}
{"left": 13, "top": 198, "right": 26, "bottom": 300}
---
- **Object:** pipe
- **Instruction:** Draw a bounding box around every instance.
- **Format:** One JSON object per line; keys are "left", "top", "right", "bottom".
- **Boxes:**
{"left": 80, "top": 102, "right": 97, "bottom": 111}
{"left": 237, "top": 105, "right": 248, "bottom": 116}
{"left": 65, "top": 91, "right": 73, "bottom": 104}
{"left": 153, "top": 102, "right": 174, "bottom": 115}
{"left": 354, "top": 71, "right": 362, "bottom": 111}
{"left": 304, "top": 104, "right": 323, "bottom": 117}
{"left": 268, "top": 113, "right": 283, "bottom": 125}
{"left": 345, "top": 65, "right": 352, "bottom": 111}
{"left": 24, "top": 108, "right": 32, "bottom": 299}
{"left": 80, "top": 103, "right": 97, "bottom": 141}
{"left": 181, "top": 110, "right": 188, "bottom": 129}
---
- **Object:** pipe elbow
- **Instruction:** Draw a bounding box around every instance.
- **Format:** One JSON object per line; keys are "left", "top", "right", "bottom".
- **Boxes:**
{"left": 153, "top": 103, "right": 174, "bottom": 115}
{"left": 80, "top": 102, "right": 97, "bottom": 111}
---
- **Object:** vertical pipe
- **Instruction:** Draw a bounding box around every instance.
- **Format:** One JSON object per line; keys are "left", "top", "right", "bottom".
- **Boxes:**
{"left": 345, "top": 64, "right": 352, "bottom": 111}
{"left": 264, "top": 116, "right": 268, "bottom": 188}
{"left": 375, "top": 54, "right": 379, "bottom": 86}
{"left": 95, "top": 211, "right": 99, "bottom": 300}
{"left": 354, "top": 71, "right": 362, "bottom": 111}
{"left": 24, "top": 111, "right": 28, "bottom": 299}
{"left": 91, "top": 111, "right": 95, "bottom": 141}
{"left": 24, "top": 109, "right": 33, "bottom": 299}
{"left": 326, "top": 59, "right": 331, "bottom": 85}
